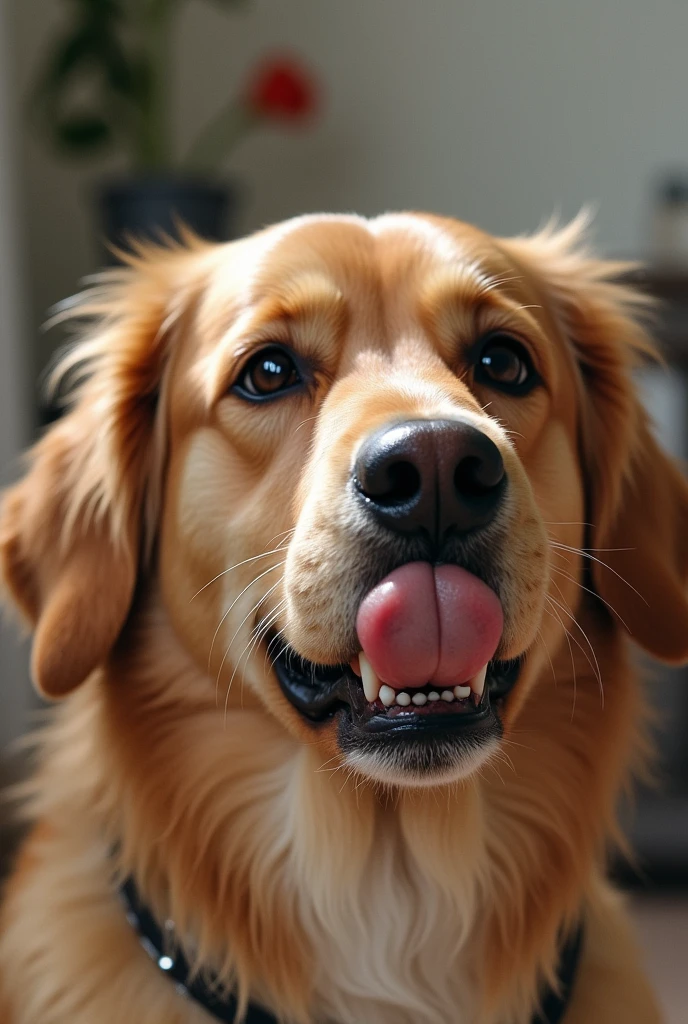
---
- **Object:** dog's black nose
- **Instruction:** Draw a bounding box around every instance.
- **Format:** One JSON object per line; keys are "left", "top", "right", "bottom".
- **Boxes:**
{"left": 354, "top": 419, "right": 506, "bottom": 540}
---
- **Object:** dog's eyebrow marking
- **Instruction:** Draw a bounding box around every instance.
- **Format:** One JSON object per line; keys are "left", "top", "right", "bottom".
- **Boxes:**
{"left": 415, "top": 263, "right": 509, "bottom": 363}
{"left": 201, "top": 273, "right": 347, "bottom": 406}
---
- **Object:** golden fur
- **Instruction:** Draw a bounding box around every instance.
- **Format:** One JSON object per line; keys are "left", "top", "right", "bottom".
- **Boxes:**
{"left": 1, "top": 212, "right": 687, "bottom": 1023}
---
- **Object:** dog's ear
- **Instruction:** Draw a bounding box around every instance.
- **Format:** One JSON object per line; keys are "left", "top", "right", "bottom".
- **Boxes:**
{"left": 587, "top": 408, "right": 688, "bottom": 662}
{"left": 501, "top": 217, "right": 688, "bottom": 663}
{"left": 0, "top": 245, "right": 200, "bottom": 697}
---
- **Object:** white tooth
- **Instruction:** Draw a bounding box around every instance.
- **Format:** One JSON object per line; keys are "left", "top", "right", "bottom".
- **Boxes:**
{"left": 454, "top": 684, "right": 471, "bottom": 699}
{"left": 379, "top": 684, "right": 396, "bottom": 707}
{"left": 441, "top": 690, "right": 455, "bottom": 702}
{"left": 470, "top": 665, "right": 488, "bottom": 697}
{"left": 396, "top": 691, "right": 411, "bottom": 707}
{"left": 412, "top": 692, "right": 427, "bottom": 706}
{"left": 359, "top": 653, "right": 381, "bottom": 703}
{"left": 427, "top": 691, "right": 440, "bottom": 702}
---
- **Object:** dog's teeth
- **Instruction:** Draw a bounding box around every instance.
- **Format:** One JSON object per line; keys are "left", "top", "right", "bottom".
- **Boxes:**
{"left": 379, "top": 684, "right": 396, "bottom": 707}
{"left": 427, "top": 691, "right": 440, "bottom": 702}
{"left": 441, "top": 690, "right": 454, "bottom": 703}
{"left": 412, "top": 692, "right": 427, "bottom": 706}
{"left": 359, "top": 653, "right": 381, "bottom": 703}
{"left": 350, "top": 654, "right": 361, "bottom": 677}
{"left": 454, "top": 684, "right": 471, "bottom": 699}
{"left": 396, "top": 692, "right": 411, "bottom": 707}
{"left": 470, "top": 665, "right": 488, "bottom": 697}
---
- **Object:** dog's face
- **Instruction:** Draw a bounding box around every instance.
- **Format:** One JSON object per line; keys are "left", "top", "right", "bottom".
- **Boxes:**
{"left": 161, "top": 214, "right": 581, "bottom": 786}
{"left": 3, "top": 214, "right": 688, "bottom": 789}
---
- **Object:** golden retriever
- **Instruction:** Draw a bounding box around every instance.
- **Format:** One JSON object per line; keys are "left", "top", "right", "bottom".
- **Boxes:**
{"left": 1, "top": 212, "right": 687, "bottom": 1024}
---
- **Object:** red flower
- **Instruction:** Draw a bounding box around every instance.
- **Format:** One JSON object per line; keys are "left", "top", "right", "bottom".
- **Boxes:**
{"left": 246, "top": 56, "right": 318, "bottom": 122}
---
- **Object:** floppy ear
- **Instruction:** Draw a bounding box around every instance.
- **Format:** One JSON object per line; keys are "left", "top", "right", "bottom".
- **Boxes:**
{"left": 588, "top": 408, "right": 688, "bottom": 662}
{"left": 0, "top": 245, "right": 197, "bottom": 697}
{"left": 501, "top": 217, "right": 688, "bottom": 663}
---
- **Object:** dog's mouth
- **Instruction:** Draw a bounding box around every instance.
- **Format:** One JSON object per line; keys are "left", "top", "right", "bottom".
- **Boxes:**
{"left": 269, "top": 561, "right": 524, "bottom": 778}
{"left": 271, "top": 643, "right": 522, "bottom": 726}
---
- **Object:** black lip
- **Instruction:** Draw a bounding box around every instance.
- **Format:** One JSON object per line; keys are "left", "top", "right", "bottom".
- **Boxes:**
{"left": 270, "top": 640, "right": 522, "bottom": 734}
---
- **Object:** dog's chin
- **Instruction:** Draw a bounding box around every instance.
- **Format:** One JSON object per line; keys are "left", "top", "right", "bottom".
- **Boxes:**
{"left": 341, "top": 735, "right": 503, "bottom": 788}
{"left": 269, "top": 640, "right": 522, "bottom": 787}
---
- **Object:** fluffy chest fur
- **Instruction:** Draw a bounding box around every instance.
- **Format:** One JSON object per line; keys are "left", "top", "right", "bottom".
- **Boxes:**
{"left": 287, "top": 756, "right": 482, "bottom": 1024}
{"left": 303, "top": 826, "right": 478, "bottom": 1024}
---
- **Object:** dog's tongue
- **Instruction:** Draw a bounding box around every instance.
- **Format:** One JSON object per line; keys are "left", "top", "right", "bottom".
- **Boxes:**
{"left": 356, "top": 562, "right": 503, "bottom": 689}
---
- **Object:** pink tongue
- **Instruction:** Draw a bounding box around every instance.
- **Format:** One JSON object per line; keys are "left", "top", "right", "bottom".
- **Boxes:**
{"left": 356, "top": 562, "right": 503, "bottom": 689}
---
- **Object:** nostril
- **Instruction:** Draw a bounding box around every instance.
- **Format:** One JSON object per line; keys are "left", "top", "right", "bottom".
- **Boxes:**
{"left": 358, "top": 459, "right": 421, "bottom": 506}
{"left": 382, "top": 461, "right": 421, "bottom": 504}
{"left": 454, "top": 449, "right": 505, "bottom": 499}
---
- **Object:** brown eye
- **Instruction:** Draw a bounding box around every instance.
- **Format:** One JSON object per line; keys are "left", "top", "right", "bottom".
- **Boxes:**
{"left": 475, "top": 334, "right": 538, "bottom": 394}
{"left": 235, "top": 345, "right": 302, "bottom": 400}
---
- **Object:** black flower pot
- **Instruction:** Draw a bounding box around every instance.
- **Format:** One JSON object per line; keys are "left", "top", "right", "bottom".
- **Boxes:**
{"left": 99, "top": 176, "right": 238, "bottom": 262}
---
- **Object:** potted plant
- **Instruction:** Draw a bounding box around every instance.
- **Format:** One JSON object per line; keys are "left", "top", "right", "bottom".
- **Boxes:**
{"left": 31, "top": 0, "right": 318, "bottom": 254}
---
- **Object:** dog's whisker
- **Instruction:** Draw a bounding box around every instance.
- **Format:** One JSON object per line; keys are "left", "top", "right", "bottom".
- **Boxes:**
{"left": 548, "top": 563, "right": 632, "bottom": 634}
{"left": 542, "top": 602, "right": 578, "bottom": 716}
{"left": 239, "top": 604, "right": 287, "bottom": 692}
{"left": 221, "top": 597, "right": 288, "bottom": 717}
{"left": 292, "top": 413, "right": 320, "bottom": 437}
{"left": 217, "top": 586, "right": 285, "bottom": 704}
{"left": 549, "top": 542, "right": 646, "bottom": 603}
{"left": 214, "top": 580, "right": 284, "bottom": 703}
{"left": 315, "top": 752, "right": 345, "bottom": 773}
{"left": 548, "top": 581, "right": 589, "bottom": 716}
{"left": 208, "top": 561, "right": 286, "bottom": 670}
{"left": 264, "top": 624, "right": 287, "bottom": 671}
{"left": 546, "top": 586, "right": 603, "bottom": 696}
{"left": 265, "top": 526, "right": 296, "bottom": 548}
{"left": 544, "top": 598, "right": 603, "bottom": 709}
{"left": 192, "top": 543, "right": 291, "bottom": 601}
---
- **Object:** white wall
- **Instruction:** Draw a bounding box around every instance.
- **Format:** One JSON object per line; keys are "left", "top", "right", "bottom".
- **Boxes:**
{"left": 10, "top": 0, "right": 688, "bottom": 359}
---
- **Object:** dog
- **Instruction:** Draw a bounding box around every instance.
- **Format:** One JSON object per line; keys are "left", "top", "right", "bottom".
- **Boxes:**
{"left": 1, "top": 212, "right": 686, "bottom": 1024}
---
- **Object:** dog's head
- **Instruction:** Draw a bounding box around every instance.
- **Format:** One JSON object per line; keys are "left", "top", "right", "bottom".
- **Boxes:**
{"left": 3, "top": 214, "right": 688, "bottom": 788}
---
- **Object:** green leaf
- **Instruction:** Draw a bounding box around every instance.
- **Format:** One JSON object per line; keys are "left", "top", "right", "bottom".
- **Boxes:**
{"left": 101, "top": 37, "right": 139, "bottom": 98}
{"left": 55, "top": 115, "right": 113, "bottom": 152}
{"left": 35, "top": 30, "right": 99, "bottom": 100}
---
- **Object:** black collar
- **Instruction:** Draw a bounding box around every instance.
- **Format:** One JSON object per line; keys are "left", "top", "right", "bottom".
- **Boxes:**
{"left": 120, "top": 875, "right": 583, "bottom": 1024}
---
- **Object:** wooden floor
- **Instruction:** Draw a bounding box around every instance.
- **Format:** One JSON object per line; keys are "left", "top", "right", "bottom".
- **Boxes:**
{"left": 631, "top": 894, "right": 688, "bottom": 1024}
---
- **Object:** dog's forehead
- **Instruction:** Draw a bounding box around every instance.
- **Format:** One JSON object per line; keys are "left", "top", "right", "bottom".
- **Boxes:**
{"left": 246, "top": 212, "right": 512, "bottom": 302}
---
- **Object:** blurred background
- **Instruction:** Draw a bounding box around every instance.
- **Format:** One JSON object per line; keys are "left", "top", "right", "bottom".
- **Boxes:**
{"left": 1, "top": 1, "right": 687, "bottom": 1017}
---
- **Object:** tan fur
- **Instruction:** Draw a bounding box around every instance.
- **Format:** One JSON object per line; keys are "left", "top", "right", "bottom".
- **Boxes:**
{"left": 2, "top": 212, "right": 686, "bottom": 1023}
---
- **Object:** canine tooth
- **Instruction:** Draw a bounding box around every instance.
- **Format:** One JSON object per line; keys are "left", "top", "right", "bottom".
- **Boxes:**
{"left": 379, "top": 684, "right": 396, "bottom": 707}
{"left": 412, "top": 692, "right": 427, "bottom": 706}
{"left": 454, "top": 684, "right": 471, "bottom": 699}
{"left": 427, "top": 691, "right": 440, "bottom": 702}
{"left": 471, "top": 665, "right": 488, "bottom": 697}
{"left": 359, "top": 653, "right": 381, "bottom": 703}
{"left": 396, "top": 692, "right": 411, "bottom": 707}
{"left": 441, "top": 690, "right": 455, "bottom": 702}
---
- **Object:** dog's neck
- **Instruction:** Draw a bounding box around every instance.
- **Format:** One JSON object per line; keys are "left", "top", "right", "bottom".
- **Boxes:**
{"left": 36, "top": 587, "right": 643, "bottom": 1024}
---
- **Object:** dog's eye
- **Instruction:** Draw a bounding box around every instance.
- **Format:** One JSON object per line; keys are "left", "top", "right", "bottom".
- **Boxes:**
{"left": 474, "top": 334, "right": 538, "bottom": 394}
{"left": 235, "top": 345, "right": 302, "bottom": 400}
